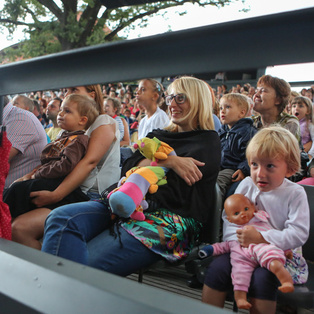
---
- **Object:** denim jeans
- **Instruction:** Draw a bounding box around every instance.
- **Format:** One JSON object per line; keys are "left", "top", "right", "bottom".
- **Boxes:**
{"left": 42, "top": 201, "right": 162, "bottom": 276}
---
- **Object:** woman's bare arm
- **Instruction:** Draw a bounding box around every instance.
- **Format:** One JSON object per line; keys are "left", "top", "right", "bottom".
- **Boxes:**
{"left": 120, "top": 118, "right": 130, "bottom": 147}
{"left": 30, "top": 123, "right": 116, "bottom": 207}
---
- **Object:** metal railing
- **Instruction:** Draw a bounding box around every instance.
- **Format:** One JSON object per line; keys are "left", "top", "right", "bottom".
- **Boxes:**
{"left": 0, "top": 7, "right": 313, "bottom": 96}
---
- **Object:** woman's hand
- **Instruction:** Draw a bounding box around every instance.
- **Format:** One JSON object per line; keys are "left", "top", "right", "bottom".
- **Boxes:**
{"left": 159, "top": 155, "right": 205, "bottom": 186}
{"left": 236, "top": 225, "right": 268, "bottom": 247}
{"left": 30, "top": 190, "right": 62, "bottom": 208}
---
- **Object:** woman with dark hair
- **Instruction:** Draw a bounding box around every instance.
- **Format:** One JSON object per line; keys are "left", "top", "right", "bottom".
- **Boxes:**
{"left": 252, "top": 75, "right": 308, "bottom": 182}
{"left": 9, "top": 84, "right": 120, "bottom": 249}
{"left": 252, "top": 75, "right": 300, "bottom": 140}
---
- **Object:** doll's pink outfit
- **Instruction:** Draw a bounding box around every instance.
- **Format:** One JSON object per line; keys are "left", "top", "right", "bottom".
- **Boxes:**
{"left": 212, "top": 210, "right": 286, "bottom": 292}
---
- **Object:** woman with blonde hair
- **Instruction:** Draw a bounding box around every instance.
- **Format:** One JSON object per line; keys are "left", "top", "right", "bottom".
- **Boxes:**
{"left": 165, "top": 76, "right": 214, "bottom": 132}
{"left": 41, "top": 76, "right": 221, "bottom": 276}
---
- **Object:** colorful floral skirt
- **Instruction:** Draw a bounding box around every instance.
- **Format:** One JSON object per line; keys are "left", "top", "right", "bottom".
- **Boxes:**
{"left": 121, "top": 209, "right": 202, "bottom": 263}
{"left": 286, "top": 247, "right": 308, "bottom": 284}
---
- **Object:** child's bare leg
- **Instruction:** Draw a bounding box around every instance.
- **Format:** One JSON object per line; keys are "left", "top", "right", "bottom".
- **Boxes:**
{"left": 269, "top": 260, "right": 294, "bottom": 293}
{"left": 202, "top": 284, "right": 227, "bottom": 308}
{"left": 234, "top": 290, "right": 252, "bottom": 310}
{"left": 12, "top": 208, "right": 51, "bottom": 250}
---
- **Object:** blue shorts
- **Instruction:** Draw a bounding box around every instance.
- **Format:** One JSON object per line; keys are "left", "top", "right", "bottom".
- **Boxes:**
{"left": 203, "top": 253, "right": 280, "bottom": 301}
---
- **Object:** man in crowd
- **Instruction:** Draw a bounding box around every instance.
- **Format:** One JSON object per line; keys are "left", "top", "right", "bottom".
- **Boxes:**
{"left": 12, "top": 95, "right": 34, "bottom": 112}
{"left": 3, "top": 96, "right": 47, "bottom": 189}
{"left": 45, "top": 97, "right": 62, "bottom": 141}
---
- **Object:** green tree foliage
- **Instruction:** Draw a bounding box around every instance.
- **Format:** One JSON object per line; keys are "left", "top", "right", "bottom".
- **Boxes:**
{"left": 0, "top": 0, "right": 242, "bottom": 61}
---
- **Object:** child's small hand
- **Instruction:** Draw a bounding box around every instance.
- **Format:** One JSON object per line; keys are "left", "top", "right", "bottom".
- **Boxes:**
{"left": 236, "top": 226, "right": 267, "bottom": 247}
{"left": 284, "top": 249, "right": 293, "bottom": 260}
{"left": 232, "top": 169, "right": 245, "bottom": 182}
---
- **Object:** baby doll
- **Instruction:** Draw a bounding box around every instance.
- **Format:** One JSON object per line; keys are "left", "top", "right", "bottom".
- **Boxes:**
{"left": 108, "top": 137, "right": 176, "bottom": 221}
{"left": 199, "top": 194, "right": 294, "bottom": 310}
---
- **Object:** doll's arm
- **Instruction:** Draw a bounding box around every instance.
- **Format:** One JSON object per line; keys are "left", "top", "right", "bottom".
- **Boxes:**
{"left": 198, "top": 245, "right": 214, "bottom": 258}
{"left": 199, "top": 242, "right": 231, "bottom": 258}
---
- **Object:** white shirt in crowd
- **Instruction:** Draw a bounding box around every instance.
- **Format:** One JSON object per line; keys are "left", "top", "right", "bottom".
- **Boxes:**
{"left": 138, "top": 107, "right": 169, "bottom": 140}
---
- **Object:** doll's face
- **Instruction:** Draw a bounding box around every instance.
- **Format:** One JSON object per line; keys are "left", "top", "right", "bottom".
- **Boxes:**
{"left": 225, "top": 194, "right": 256, "bottom": 225}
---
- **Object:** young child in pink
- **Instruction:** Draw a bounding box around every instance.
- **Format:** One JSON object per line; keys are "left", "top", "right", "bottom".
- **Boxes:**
{"left": 199, "top": 193, "right": 294, "bottom": 309}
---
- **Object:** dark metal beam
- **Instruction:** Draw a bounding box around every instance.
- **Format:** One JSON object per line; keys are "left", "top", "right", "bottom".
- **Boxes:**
{"left": 0, "top": 7, "right": 313, "bottom": 95}
{"left": 0, "top": 239, "right": 225, "bottom": 313}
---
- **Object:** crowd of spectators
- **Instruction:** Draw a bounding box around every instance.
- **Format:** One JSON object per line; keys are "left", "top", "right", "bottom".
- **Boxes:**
{"left": 1, "top": 75, "right": 314, "bottom": 313}
{"left": 4, "top": 78, "right": 314, "bottom": 190}
{"left": 3, "top": 78, "right": 314, "bottom": 197}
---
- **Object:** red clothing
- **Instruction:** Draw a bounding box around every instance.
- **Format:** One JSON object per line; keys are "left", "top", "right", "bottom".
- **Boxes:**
{"left": 0, "top": 131, "right": 12, "bottom": 240}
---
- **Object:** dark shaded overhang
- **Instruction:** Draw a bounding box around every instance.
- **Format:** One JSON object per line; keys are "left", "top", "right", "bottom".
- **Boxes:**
{"left": 0, "top": 7, "right": 313, "bottom": 95}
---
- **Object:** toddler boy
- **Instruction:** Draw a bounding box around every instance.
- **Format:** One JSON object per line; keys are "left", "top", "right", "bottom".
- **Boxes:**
{"left": 217, "top": 93, "right": 257, "bottom": 199}
{"left": 4, "top": 94, "right": 99, "bottom": 218}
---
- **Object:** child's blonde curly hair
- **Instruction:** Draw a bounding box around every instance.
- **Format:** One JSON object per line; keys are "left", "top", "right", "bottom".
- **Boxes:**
{"left": 246, "top": 126, "right": 300, "bottom": 175}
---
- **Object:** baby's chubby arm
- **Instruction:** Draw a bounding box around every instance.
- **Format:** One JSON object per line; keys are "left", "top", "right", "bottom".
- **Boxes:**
{"left": 198, "top": 242, "right": 231, "bottom": 258}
